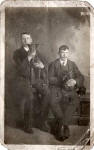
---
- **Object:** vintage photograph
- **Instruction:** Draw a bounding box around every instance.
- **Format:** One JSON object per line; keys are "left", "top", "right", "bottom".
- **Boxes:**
{"left": 3, "top": 3, "right": 90, "bottom": 147}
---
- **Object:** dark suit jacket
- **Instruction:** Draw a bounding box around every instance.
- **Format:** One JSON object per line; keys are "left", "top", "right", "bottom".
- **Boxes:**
{"left": 48, "top": 58, "right": 84, "bottom": 89}
{"left": 13, "top": 46, "right": 47, "bottom": 85}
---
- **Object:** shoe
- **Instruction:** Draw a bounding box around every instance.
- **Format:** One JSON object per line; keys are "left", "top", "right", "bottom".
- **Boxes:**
{"left": 51, "top": 125, "right": 69, "bottom": 141}
{"left": 55, "top": 127, "right": 69, "bottom": 141}
{"left": 24, "top": 127, "right": 34, "bottom": 134}
{"left": 49, "top": 120, "right": 69, "bottom": 141}
{"left": 55, "top": 135, "right": 68, "bottom": 141}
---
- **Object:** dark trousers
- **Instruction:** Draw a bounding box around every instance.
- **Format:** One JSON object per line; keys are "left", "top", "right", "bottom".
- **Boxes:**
{"left": 23, "top": 84, "right": 50, "bottom": 129}
{"left": 14, "top": 77, "right": 51, "bottom": 129}
{"left": 23, "top": 89, "right": 34, "bottom": 129}
{"left": 35, "top": 85, "right": 50, "bottom": 127}
{"left": 50, "top": 87, "right": 79, "bottom": 126}
{"left": 23, "top": 82, "right": 50, "bottom": 129}
{"left": 40, "top": 86, "right": 79, "bottom": 130}
{"left": 14, "top": 77, "right": 34, "bottom": 129}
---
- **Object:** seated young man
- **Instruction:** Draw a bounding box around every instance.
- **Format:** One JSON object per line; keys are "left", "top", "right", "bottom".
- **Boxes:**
{"left": 48, "top": 45, "right": 84, "bottom": 141}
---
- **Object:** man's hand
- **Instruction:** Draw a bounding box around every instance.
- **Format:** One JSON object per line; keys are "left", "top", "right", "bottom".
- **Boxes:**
{"left": 66, "top": 79, "right": 76, "bottom": 87}
{"left": 34, "top": 61, "right": 44, "bottom": 69}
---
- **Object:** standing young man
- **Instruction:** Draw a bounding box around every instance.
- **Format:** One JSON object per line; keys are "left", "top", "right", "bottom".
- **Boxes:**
{"left": 13, "top": 32, "right": 49, "bottom": 133}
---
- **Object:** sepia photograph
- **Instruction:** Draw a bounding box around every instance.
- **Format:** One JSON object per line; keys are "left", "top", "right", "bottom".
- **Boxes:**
{"left": 4, "top": 6, "right": 90, "bottom": 145}
{"left": 0, "top": 1, "right": 93, "bottom": 150}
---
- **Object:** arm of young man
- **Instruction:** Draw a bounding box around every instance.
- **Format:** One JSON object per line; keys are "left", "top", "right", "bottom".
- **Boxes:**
{"left": 66, "top": 62, "right": 84, "bottom": 88}
{"left": 13, "top": 50, "right": 31, "bottom": 78}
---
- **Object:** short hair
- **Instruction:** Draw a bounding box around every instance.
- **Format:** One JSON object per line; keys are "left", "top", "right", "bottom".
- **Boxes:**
{"left": 59, "top": 45, "right": 69, "bottom": 53}
{"left": 21, "top": 32, "right": 31, "bottom": 36}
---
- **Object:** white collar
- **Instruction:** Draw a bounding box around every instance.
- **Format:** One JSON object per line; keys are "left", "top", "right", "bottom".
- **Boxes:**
{"left": 60, "top": 59, "right": 67, "bottom": 66}
{"left": 24, "top": 46, "right": 29, "bottom": 52}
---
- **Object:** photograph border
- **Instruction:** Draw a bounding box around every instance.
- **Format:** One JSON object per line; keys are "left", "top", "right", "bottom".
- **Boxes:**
{"left": 0, "top": 0, "right": 94, "bottom": 149}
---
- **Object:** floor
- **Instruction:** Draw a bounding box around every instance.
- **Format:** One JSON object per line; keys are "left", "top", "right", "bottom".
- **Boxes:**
{"left": 5, "top": 125, "right": 88, "bottom": 145}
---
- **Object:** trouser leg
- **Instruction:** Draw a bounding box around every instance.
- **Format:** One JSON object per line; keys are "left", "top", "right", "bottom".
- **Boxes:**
{"left": 44, "top": 87, "right": 65, "bottom": 124}
{"left": 61, "top": 93, "right": 79, "bottom": 125}
{"left": 50, "top": 88, "right": 79, "bottom": 140}
{"left": 24, "top": 98, "right": 34, "bottom": 129}
{"left": 41, "top": 90, "right": 50, "bottom": 121}
{"left": 23, "top": 87, "right": 34, "bottom": 133}
{"left": 51, "top": 102, "right": 64, "bottom": 124}
{"left": 49, "top": 87, "right": 65, "bottom": 137}
{"left": 38, "top": 89, "right": 51, "bottom": 131}
{"left": 59, "top": 92, "right": 79, "bottom": 138}
{"left": 50, "top": 87, "right": 64, "bottom": 123}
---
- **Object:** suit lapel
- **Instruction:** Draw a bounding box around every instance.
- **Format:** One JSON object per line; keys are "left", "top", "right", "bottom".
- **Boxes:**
{"left": 67, "top": 59, "right": 72, "bottom": 71}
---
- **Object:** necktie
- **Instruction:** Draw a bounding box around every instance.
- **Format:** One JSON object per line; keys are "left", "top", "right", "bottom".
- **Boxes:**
{"left": 61, "top": 61, "right": 65, "bottom": 66}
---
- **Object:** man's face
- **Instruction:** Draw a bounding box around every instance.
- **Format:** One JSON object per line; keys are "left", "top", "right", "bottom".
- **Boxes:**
{"left": 59, "top": 49, "right": 69, "bottom": 61}
{"left": 22, "top": 34, "right": 32, "bottom": 46}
